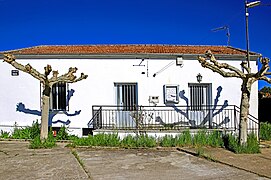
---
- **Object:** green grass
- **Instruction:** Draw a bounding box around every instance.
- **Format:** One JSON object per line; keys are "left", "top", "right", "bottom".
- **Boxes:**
{"left": 72, "top": 150, "right": 84, "bottom": 167}
{"left": 223, "top": 133, "right": 260, "bottom": 154}
{"left": 69, "top": 130, "right": 225, "bottom": 149}
{"left": 71, "top": 133, "right": 121, "bottom": 147}
{"left": 121, "top": 135, "right": 137, "bottom": 148}
{"left": 176, "top": 130, "right": 193, "bottom": 147}
{"left": 136, "top": 134, "right": 157, "bottom": 148}
{"left": 68, "top": 130, "right": 261, "bottom": 154}
{"left": 11, "top": 121, "right": 40, "bottom": 140}
{"left": 6, "top": 120, "right": 261, "bottom": 154}
{"left": 0, "top": 130, "right": 10, "bottom": 139}
{"left": 193, "top": 130, "right": 208, "bottom": 146}
{"left": 159, "top": 135, "right": 177, "bottom": 147}
{"left": 207, "top": 130, "right": 224, "bottom": 147}
{"left": 56, "top": 126, "right": 70, "bottom": 140}
{"left": 260, "top": 122, "right": 271, "bottom": 141}
{"left": 29, "top": 128, "right": 56, "bottom": 149}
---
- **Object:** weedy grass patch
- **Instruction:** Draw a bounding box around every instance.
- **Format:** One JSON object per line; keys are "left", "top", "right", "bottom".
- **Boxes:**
{"left": 223, "top": 133, "right": 260, "bottom": 154}
{"left": 29, "top": 128, "right": 56, "bottom": 149}
{"left": 0, "top": 130, "right": 10, "bottom": 139}
{"left": 260, "top": 122, "right": 271, "bottom": 141}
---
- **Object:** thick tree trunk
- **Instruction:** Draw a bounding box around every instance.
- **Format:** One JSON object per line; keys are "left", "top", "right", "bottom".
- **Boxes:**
{"left": 40, "top": 83, "right": 51, "bottom": 141}
{"left": 40, "top": 95, "right": 50, "bottom": 140}
{"left": 239, "top": 80, "right": 251, "bottom": 145}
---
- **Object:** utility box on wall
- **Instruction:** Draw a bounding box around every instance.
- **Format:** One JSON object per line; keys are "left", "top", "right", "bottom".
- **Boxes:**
{"left": 163, "top": 85, "right": 179, "bottom": 104}
{"left": 149, "top": 96, "right": 159, "bottom": 105}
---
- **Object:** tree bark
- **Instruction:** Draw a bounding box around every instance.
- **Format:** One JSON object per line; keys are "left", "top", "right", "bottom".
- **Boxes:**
{"left": 40, "top": 95, "right": 50, "bottom": 141}
{"left": 239, "top": 80, "right": 251, "bottom": 145}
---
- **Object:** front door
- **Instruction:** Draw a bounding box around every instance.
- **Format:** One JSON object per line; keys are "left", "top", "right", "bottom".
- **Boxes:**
{"left": 188, "top": 83, "right": 212, "bottom": 127}
{"left": 114, "top": 83, "right": 138, "bottom": 128}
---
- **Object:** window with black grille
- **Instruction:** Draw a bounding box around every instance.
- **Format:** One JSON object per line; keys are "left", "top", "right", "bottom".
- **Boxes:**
{"left": 51, "top": 82, "right": 67, "bottom": 111}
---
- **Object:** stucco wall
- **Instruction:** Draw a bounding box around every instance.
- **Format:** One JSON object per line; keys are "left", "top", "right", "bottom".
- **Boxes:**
{"left": 0, "top": 57, "right": 258, "bottom": 136}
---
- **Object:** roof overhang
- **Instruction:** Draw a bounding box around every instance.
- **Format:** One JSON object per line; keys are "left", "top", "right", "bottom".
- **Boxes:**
{"left": 0, "top": 53, "right": 260, "bottom": 61}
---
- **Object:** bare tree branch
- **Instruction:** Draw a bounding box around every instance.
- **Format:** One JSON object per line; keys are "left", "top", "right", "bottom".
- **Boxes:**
{"left": 204, "top": 50, "right": 245, "bottom": 78}
{"left": 256, "top": 57, "right": 271, "bottom": 77}
{"left": 240, "top": 61, "right": 250, "bottom": 74}
{"left": 258, "top": 76, "right": 271, "bottom": 83}
{"left": 4, "top": 54, "right": 45, "bottom": 81}
{"left": 198, "top": 56, "right": 241, "bottom": 78}
{"left": 264, "top": 72, "right": 271, "bottom": 75}
{"left": 49, "top": 67, "right": 88, "bottom": 85}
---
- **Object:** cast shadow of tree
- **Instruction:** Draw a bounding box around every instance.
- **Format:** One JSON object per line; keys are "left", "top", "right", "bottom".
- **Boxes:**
{"left": 156, "top": 86, "right": 230, "bottom": 128}
{"left": 16, "top": 89, "right": 81, "bottom": 126}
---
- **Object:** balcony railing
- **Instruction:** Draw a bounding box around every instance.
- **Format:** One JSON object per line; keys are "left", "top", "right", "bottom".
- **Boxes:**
{"left": 88, "top": 105, "right": 258, "bottom": 135}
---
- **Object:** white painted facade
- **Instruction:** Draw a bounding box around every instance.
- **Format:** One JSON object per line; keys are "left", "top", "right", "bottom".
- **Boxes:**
{"left": 0, "top": 54, "right": 259, "bottom": 136}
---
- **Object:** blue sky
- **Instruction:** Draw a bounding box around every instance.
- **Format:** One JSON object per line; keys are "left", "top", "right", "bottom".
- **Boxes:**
{"left": 0, "top": 0, "right": 270, "bottom": 89}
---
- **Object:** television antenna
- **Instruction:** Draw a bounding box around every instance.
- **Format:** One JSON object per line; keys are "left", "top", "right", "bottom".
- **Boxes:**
{"left": 212, "top": 25, "right": 230, "bottom": 46}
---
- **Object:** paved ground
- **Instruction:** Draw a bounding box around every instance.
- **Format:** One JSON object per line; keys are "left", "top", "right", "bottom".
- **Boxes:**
{"left": 77, "top": 148, "right": 268, "bottom": 180}
{"left": 0, "top": 140, "right": 270, "bottom": 180}
{"left": 0, "top": 141, "right": 89, "bottom": 180}
{"left": 181, "top": 145, "right": 271, "bottom": 179}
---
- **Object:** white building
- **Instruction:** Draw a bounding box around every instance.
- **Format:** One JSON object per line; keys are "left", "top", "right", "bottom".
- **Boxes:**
{"left": 0, "top": 45, "right": 260, "bottom": 136}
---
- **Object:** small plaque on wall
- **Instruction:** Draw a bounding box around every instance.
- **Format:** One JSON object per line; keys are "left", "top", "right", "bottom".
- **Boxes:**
{"left": 163, "top": 85, "right": 179, "bottom": 104}
{"left": 11, "top": 70, "right": 19, "bottom": 76}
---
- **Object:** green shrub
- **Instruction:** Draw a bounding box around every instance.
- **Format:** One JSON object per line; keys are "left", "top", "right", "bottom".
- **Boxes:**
{"left": 260, "top": 122, "right": 271, "bottom": 140}
{"left": 159, "top": 135, "right": 176, "bottom": 147}
{"left": 12, "top": 126, "right": 31, "bottom": 139}
{"left": 56, "top": 126, "right": 69, "bottom": 140}
{"left": 121, "top": 135, "right": 137, "bottom": 148}
{"left": 70, "top": 133, "right": 120, "bottom": 147}
{"left": 29, "top": 120, "right": 40, "bottom": 139}
{"left": 193, "top": 130, "right": 208, "bottom": 146}
{"left": 207, "top": 130, "right": 224, "bottom": 147}
{"left": 246, "top": 133, "right": 260, "bottom": 153}
{"left": 71, "top": 135, "right": 94, "bottom": 146}
{"left": 92, "top": 133, "right": 120, "bottom": 146}
{"left": 136, "top": 134, "right": 157, "bottom": 148}
{"left": 11, "top": 121, "right": 40, "bottom": 139}
{"left": 223, "top": 133, "right": 260, "bottom": 154}
{"left": 176, "top": 130, "right": 193, "bottom": 147}
{"left": 0, "top": 130, "right": 10, "bottom": 139}
{"left": 29, "top": 128, "right": 56, "bottom": 149}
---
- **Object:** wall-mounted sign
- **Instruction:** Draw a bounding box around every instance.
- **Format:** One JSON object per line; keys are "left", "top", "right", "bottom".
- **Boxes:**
{"left": 11, "top": 70, "right": 19, "bottom": 76}
{"left": 163, "top": 85, "right": 179, "bottom": 104}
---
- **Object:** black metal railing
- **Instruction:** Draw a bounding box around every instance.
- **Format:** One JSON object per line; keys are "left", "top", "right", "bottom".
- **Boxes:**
{"left": 88, "top": 105, "right": 258, "bottom": 134}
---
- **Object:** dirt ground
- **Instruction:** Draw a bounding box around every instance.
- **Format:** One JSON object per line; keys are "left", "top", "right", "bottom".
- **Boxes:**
{"left": 0, "top": 140, "right": 270, "bottom": 180}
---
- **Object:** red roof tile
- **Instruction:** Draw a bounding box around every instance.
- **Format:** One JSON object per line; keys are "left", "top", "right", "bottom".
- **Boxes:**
{"left": 1, "top": 45, "right": 255, "bottom": 55}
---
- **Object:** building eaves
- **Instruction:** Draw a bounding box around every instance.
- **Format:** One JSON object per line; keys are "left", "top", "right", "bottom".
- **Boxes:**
{"left": 0, "top": 44, "right": 261, "bottom": 60}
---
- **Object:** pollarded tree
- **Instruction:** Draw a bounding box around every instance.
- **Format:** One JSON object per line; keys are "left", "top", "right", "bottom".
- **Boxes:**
{"left": 3, "top": 54, "right": 88, "bottom": 140}
{"left": 198, "top": 50, "right": 270, "bottom": 145}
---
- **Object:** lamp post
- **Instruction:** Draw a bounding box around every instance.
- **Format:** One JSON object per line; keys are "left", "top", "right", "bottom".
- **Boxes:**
{"left": 245, "top": 0, "right": 260, "bottom": 68}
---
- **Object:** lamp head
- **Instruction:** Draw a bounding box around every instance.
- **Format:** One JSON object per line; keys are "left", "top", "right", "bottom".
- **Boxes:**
{"left": 196, "top": 73, "right": 202, "bottom": 83}
{"left": 246, "top": 1, "right": 261, "bottom": 8}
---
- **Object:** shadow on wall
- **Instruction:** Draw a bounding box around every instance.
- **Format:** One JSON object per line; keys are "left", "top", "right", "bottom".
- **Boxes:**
{"left": 164, "top": 86, "right": 229, "bottom": 127}
{"left": 16, "top": 89, "right": 81, "bottom": 126}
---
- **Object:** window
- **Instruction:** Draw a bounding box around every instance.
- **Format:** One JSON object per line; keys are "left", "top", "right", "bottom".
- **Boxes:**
{"left": 51, "top": 82, "right": 68, "bottom": 111}
{"left": 115, "top": 83, "right": 138, "bottom": 111}
{"left": 189, "top": 84, "right": 211, "bottom": 111}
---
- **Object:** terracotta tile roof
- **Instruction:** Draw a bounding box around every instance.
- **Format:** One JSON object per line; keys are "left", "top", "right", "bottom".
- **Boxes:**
{"left": 0, "top": 45, "right": 256, "bottom": 55}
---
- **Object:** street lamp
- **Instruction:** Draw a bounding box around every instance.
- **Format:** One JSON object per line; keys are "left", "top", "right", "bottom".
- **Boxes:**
{"left": 245, "top": 0, "right": 261, "bottom": 68}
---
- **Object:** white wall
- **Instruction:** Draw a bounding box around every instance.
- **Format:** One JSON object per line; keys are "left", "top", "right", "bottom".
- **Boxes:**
{"left": 0, "top": 57, "right": 258, "bottom": 136}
